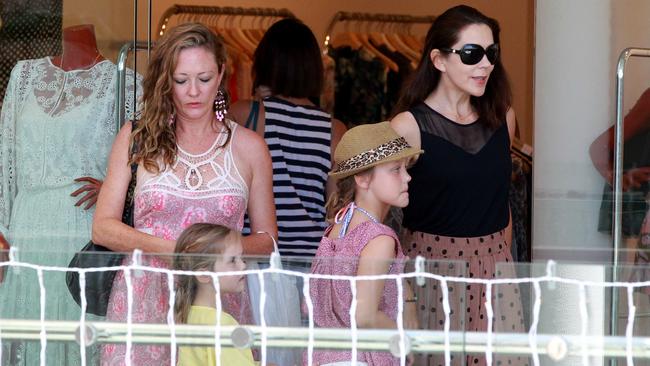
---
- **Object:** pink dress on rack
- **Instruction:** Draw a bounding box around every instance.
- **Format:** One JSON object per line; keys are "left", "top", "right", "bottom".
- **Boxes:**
{"left": 101, "top": 120, "right": 249, "bottom": 366}
{"left": 306, "top": 220, "right": 406, "bottom": 366}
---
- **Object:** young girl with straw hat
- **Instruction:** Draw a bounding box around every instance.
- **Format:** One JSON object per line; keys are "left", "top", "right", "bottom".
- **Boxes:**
{"left": 306, "top": 121, "right": 422, "bottom": 366}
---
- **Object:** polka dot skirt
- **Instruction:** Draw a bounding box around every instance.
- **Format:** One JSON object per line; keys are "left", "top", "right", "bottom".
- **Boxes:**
{"left": 401, "top": 229, "right": 529, "bottom": 366}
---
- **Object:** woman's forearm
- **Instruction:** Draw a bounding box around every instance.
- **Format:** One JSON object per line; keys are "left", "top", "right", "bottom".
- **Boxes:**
{"left": 92, "top": 218, "right": 174, "bottom": 253}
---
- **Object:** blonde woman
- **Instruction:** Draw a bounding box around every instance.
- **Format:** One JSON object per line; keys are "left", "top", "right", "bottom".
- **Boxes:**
{"left": 93, "top": 23, "right": 276, "bottom": 364}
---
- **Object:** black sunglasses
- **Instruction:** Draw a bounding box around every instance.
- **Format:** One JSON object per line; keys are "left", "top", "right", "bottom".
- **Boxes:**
{"left": 440, "top": 43, "right": 499, "bottom": 65}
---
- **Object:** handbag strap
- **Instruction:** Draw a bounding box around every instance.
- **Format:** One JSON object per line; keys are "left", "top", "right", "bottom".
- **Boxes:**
{"left": 121, "top": 120, "right": 139, "bottom": 226}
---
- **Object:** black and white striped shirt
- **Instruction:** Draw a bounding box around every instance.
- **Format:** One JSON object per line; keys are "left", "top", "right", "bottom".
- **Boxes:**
{"left": 263, "top": 96, "right": 331, "bottom": 257}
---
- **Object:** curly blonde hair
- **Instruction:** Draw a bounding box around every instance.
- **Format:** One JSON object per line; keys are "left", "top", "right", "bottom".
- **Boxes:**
{"left": 130, "top": 22, "right": 230, "bottom": 173}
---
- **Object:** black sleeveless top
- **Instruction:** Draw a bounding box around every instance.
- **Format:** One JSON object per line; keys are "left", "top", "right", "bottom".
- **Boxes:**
{"left": 402, "top": 102, "right": 511, "bottom": 237}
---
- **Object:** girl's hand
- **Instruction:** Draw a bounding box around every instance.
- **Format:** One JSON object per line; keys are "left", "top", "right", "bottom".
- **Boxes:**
{"left": 71, "top": 177, "right": 103, "bottom": 209}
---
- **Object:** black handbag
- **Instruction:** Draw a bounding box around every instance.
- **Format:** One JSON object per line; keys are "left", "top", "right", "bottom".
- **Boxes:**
{"left": 66, "top": 140, "right": 138, "bottom": 316}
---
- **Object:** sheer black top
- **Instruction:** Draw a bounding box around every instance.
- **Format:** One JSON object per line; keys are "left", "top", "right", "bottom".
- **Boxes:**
{"left": 402, "top": 102, "right": 511, "bottom": 237}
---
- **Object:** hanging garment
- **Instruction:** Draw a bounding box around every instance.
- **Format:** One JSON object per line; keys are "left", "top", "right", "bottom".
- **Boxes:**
{"left": 0, "top": 57, "right": 141, "bottom": 366}
{"left": 329, "top": 46, "right": 387, "bottom": 127}
{"left": 509, "top": 152, "right": 532, "bottom": 262}
{"left": 598, "top": 128, "right": 650, "bottom": 237}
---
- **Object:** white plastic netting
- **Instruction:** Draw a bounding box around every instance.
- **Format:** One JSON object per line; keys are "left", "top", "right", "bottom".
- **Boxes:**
{"left": 1, "top": 247, "right": 650, "bottom": 366}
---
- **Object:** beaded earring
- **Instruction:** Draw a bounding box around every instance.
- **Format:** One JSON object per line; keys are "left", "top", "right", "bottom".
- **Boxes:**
{"left": 168, "top": 112, "right": 175, "bottom": 125}
{"left": 214, "top": 89, "right": 227, "bottom": 122}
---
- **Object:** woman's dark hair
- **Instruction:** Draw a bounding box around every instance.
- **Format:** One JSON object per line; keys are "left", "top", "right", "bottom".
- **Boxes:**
{"left": 252, "top": 18, "right": 323, "bottom": 99}
{"left": 393, "top": 5, "right": 512, "bottom": 129}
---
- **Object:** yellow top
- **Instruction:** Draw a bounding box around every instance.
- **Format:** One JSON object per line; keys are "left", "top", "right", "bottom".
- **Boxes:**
{"left": 177, "top": 305, "right": 256, "bottom": 366}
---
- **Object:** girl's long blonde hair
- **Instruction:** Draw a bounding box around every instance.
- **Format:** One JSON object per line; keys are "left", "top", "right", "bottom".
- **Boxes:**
{"left": 130, "top": 22, "right": 230, "bottom": 173}
{"left": 173, "top": 223, "right": 237, "bottom": 323}
{"left": 324, "top": 169, "right": 374, "bottom": 223}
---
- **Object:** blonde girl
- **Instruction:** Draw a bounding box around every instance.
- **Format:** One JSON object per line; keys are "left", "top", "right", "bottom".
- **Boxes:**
{"left": 307, "top": 122, "right": 421, "bottom": 366}
{"left": 173, "top": 223, "right": 253, "bottom": 366}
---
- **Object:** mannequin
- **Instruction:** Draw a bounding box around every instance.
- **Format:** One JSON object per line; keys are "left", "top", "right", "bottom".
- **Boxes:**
{"left": 0, "top": 23, "right": 142, "bottom": 364}
{"left": 61, "top": 25, "right": 106, "bottom": 211}
{"left": 0, "top": 24, "right": 107, "bottom": 250}
{"left": 50, "top": 24, "right": 105, "bottom": 71}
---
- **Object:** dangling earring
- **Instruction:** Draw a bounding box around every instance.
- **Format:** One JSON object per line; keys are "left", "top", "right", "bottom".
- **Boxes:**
{"left": 168, "top": 112, "right": 176, "bottom": 126}
{"left": 214, "top": 89, "right": 227, "bottom": 122}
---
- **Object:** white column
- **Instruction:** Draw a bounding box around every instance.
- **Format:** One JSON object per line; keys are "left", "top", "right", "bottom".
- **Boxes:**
{"left": 533, "top": 0, "right": 612, "bottom": 260}
{"left": 533, "top": 1, "right": 611, "bottom": 365}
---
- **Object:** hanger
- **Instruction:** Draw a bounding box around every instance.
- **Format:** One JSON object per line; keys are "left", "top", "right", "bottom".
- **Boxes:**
{"left": 366, "top": 21, "right": 396, "bottom": 53}
{"left": 331, "top": 20, "right": 363, "bottom": 49}
{"left": 346, "top": 21, "right": 397, "bottom": 72}
{"left": 357, "top": 32, "right": 399, "bottom": 72}
{"left": 237, "top": 12, "right": 260, "bottom": 47}
{"left": 385, "top": 23, "right": 419, "bottom": 62}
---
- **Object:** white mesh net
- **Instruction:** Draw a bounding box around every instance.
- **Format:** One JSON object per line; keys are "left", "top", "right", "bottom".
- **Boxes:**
{"left": 1, "top": 247, "right": 650, "bottom": 366}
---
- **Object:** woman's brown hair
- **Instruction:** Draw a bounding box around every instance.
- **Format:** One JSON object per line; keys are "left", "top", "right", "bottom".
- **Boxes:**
{"left": 393, "top": 5, "right": 512, "bottom": 129}
{"left": 252, "top": 18, "right": 323, "bottom": 99}
{"left": 173, "top": 223, "right": 238, "bottom": 323}
{"left": 130, "top": 22, "right": 231, "bottom": 173}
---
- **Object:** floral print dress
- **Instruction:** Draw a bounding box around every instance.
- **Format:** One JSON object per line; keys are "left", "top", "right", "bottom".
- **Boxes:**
{"left": 101, "top": 120, "right": 249, "bottom": 365}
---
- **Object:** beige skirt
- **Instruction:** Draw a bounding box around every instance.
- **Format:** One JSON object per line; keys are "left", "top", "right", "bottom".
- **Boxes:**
{"left": 401, "top": 229, "right": 529, "bottom": 366}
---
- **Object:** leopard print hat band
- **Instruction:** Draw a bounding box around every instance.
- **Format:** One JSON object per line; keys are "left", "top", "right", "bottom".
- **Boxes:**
{"left": 329, "top": 122, "right": 423, "bottom": 179}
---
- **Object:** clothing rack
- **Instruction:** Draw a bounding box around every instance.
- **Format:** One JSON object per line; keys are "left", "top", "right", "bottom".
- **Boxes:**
{"left": 157, "top": 5, "right": 296, "bottom": 38}
{"left": 323, "top": 11, "right": 436, "bottom": 49}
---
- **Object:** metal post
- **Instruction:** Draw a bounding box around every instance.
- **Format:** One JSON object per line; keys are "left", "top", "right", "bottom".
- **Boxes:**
{"left": 115, "top": 42, "right": 132, "bottom": 130}
{"left": 115, "top": 41, "right": 150, "bottom": 129}
{"left": 611, "top": 47, "right": 650, "bottom": 366}
{"left": 147, "top": 0, "right": 152, "bottom": 58}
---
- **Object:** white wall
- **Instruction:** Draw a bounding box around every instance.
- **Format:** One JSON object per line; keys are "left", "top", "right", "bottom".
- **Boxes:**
{"left": 533, "top": 0, "right": 612, "bottom": 259}
{"left": 533, "top": 2, "right": 612, "bottom": 363}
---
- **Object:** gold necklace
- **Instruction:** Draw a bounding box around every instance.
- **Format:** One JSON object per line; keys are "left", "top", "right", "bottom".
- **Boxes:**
{"left": 58, "top": 52, "right": 102, "bottom": 70}
{"left": 429, "top": 101, "right": 475, "bottom": 123}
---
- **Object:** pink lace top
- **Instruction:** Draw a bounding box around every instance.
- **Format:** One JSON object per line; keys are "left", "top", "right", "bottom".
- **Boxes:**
{"left": 134, "top": 119, "right": 248, "bottom": 238}
{"left": 101, "top": 120, "right": 249, "bottom": 365}
{"left": 307, "top": 221, "right": 406, "bottom": 366}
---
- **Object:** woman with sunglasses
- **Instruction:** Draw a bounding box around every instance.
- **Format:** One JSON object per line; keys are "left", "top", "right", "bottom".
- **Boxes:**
{"left": 391, "top": 5, "right": 527, "bottom": 366}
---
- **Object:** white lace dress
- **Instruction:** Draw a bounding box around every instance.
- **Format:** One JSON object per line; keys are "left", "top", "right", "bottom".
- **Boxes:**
{"left": 0, "top": 57, "right": 141, "bottom": 366}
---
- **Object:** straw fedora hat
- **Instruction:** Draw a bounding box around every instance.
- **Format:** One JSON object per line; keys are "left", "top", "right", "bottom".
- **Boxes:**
{"left": 329, "top": 121, "right": 423, "bottom": 179}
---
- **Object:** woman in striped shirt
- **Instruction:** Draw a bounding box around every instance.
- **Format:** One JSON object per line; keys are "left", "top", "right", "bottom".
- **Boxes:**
{"left": 230, "top": 18, "right": 346, "bottom": 257}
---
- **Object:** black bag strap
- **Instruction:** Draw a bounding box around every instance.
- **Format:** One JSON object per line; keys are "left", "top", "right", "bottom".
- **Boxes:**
{"left": 122, "top": 120, "right": 139, "bottom": 226}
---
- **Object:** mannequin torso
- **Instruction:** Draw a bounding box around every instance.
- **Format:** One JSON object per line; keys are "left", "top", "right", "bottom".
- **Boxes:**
{"left": 50, "top": 24, "right": 105, "bottom": 71}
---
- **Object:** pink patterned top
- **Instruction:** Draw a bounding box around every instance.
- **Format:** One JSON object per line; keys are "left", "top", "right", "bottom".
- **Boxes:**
{"left": 307, "top": 220, "right": 406, "bottom": 366}
{"left": 101, "top": 120, "right": 249, "bottom": 365}
{"left": 134, "top": 119, "right": 247, "bottom": 237}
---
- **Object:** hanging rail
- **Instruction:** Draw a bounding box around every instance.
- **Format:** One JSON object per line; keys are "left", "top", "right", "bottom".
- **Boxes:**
{"left": 610, "top": 47, "right": 650, "bottom": 366}
{"left": 323, "top": 11, "right": 436, "bottom": 49}
{"left": 157, "top": 5, "right": 295, "bottom": 38}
